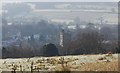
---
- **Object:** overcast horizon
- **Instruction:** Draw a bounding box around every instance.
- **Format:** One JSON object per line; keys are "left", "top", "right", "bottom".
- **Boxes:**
{"left": 1, "top": 0, "right": 120, "bottom": 3}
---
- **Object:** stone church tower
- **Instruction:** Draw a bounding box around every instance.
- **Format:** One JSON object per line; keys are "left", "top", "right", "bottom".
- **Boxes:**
{"left": 59, "top": 29, "right": 71, "bottom": 48}
{"left": 60, "top": 29, "right": 64, "bottom": 47}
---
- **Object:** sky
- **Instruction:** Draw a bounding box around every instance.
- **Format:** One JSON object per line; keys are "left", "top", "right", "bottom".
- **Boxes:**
{"left": 1, "top": 0, "right": 120, "bottom": 3}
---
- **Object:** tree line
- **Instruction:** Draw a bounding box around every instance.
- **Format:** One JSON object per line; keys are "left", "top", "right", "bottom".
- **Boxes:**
{"left": 2, "top": 29, "right": 119, "bottom": 59}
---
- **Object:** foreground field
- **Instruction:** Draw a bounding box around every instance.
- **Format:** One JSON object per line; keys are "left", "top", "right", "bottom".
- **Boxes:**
{"left": 0, "top": 54, "right": 118, "bottom": 72}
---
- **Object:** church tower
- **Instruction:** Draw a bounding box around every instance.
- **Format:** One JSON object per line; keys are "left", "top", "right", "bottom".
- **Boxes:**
{"left": 60, "top": 29, "right": 64, "bottom": 47}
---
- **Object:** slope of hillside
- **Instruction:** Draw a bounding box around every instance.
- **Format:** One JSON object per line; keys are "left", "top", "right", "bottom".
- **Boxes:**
{"left": 0, "top": 54, "right": 118, "bottom": 72}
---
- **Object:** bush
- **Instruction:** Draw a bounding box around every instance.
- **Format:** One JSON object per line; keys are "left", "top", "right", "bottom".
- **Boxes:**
{"left": 41, "top": 43, "right": 59, "bottom": 57}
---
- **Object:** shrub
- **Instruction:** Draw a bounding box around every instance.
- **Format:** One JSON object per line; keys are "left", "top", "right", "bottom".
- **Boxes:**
{"left": 41, "top": 43, "right": 59, "bottom": 57}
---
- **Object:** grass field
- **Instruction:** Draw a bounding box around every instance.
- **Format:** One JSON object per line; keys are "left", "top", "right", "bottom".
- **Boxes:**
{"left": 0, "top": 54, "right": 119, "bottom": 73}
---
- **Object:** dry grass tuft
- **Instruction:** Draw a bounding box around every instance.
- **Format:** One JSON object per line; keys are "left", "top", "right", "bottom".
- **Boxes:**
{"left": 79, "top": 60, "right": 118, "bottom": 71}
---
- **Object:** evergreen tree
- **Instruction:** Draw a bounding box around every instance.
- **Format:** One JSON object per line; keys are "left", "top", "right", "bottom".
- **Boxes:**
{"left": 41, "top": 43, "right": 59, "bottom": 57}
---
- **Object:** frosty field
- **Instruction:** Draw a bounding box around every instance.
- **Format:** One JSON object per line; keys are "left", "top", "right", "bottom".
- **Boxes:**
{"left": 0, "top": 54, "right": 118, "bottom": 72}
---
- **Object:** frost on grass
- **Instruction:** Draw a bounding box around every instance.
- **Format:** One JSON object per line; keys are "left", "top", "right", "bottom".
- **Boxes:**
{"left": 0, "top": 54, "right": 118, "bottom": 72}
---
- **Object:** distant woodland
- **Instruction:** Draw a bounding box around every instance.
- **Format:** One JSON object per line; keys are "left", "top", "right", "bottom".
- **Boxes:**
{"left": 2, "top": 20, "right": 119, "bottom": 58}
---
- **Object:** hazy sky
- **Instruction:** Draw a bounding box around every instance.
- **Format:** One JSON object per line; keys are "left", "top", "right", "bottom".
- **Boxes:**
{"left": 1, "top": 0, "right": 120, "bottom": 3}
